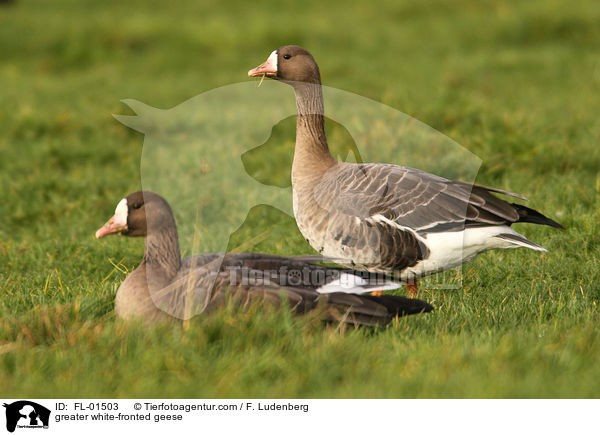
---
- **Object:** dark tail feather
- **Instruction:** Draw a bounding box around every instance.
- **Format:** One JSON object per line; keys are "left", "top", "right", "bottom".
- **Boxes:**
{"left": 323, "top": 293, "right": 433, "bottom": 327}
{"left": 512, "top": 203, "right": 565, "bottom": 229}
{"left": 362, "top": 294, "right": 434, "bottom": 317}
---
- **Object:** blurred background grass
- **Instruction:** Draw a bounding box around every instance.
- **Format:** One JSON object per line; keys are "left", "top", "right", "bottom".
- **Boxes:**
{"left": 0, "top": 0, "right": 599, "bottom": 397}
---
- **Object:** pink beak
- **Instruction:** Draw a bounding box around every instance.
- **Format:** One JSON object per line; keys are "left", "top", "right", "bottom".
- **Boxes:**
{"left": 248, "top": 51, "right": 278, "bottom": 77}
{"left": 95, "top": 215, "right": 127, "bottom": 238}
{"left": 96, "top": 198, "right": 129, "bottom": 239}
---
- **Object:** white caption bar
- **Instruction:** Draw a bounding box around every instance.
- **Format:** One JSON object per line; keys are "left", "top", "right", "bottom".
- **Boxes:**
{"left": 0, "top": 399, "right": 596, "bottom": 434}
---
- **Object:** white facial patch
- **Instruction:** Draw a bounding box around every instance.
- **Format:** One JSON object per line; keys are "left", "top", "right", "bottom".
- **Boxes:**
{"left": 113, "top": 198, "right": 128, "bottom": 227}
{"left": 267, "top": 49, "right": 278, "bottom": 72}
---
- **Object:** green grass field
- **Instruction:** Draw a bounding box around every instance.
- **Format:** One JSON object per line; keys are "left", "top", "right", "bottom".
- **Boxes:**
{"left": 1, "top": 0, "right": 599, "bottom": 397}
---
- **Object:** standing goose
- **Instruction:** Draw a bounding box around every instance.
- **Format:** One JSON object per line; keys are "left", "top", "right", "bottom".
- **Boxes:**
{"left": 95, "top": 191, "right": 433, "bottom": 324}
{"left": 248, "top": 45, "right": 563, "bottom": 296}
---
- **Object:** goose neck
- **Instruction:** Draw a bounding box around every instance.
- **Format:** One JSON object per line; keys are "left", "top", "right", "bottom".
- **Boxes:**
{"left": 292, "top": 82, "right": 336, "bottom": 177}
{"left": 143, "top": 225, "right": 181, "bottom": 279}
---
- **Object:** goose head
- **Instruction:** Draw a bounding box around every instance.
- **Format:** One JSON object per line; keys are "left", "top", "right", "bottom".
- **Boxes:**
{"left": 95, "top": 191, "right": 175, "bottom": 239}
{"left": 248, "top": 45, "right": 321, "bottom": 85}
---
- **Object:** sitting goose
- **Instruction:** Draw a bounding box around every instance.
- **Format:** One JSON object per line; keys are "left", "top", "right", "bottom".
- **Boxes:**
{"left": 95, "top": 191, "right": 433, "bottom": 324}
{"left": 248, "top": 45, "right": 563, "bottom": 296}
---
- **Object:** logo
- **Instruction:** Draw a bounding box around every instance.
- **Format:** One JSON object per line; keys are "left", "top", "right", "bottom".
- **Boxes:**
{"left": 3, "top": 401, "right": 50, "bottom": 433}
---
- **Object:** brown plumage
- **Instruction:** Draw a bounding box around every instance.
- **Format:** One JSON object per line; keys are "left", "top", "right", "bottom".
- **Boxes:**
{"left": 95, "top": 191, "right": 433, "bottom": 325}
{"left": 249, "top": 46, "right": 563, "bottom": 289}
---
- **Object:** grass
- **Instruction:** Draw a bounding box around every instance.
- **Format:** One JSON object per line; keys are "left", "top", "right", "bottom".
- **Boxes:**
{"left": 1, "top": 0, "right": 599, "bottom": 397}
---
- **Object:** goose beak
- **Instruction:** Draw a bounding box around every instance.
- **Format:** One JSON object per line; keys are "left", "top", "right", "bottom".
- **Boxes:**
{"left": 96, "top": 198, "right": 128, "bottom": 238}
{"left": 248, "top": 50, "right": 278, "bottom": 77}
{"left": 95, "top": 216, "right": 128, "bottom": 239}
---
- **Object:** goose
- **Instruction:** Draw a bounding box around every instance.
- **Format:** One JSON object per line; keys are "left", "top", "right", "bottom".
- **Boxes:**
{"left": 248, "top": 45, "right": 563, "bottom": 296}
{"left": 95, "top": 191, "right": 433, "bottom": 324}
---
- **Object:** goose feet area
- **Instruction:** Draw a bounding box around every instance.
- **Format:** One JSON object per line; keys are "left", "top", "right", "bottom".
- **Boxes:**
{"left": 406, "top": 282, "right": 419, "bottom": 298}
{"left": 370, "top": 281, "right": 418, "bottom": 297}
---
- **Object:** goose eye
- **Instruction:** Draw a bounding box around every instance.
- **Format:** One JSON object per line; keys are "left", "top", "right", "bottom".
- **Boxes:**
{"left": 283, "top": 54, "right": 291, "bottom": 60}
{"left": 132, "top": 203, "right": 143, "bottom": 210}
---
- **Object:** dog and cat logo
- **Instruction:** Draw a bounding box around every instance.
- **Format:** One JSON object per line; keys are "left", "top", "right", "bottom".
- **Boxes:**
{"left": 3, "top": 401, "right": 50, "bottom": 432}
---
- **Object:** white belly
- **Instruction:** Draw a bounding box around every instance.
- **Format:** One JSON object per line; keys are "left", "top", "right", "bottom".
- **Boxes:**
{"left": 401, "top": 226, "right": 520, "bottom": 279}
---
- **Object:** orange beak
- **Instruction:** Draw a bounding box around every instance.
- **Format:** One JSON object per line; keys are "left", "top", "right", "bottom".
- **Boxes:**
{"left": 248, "top": 50, "right": 278, "bottom": 78}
